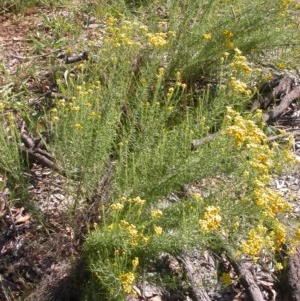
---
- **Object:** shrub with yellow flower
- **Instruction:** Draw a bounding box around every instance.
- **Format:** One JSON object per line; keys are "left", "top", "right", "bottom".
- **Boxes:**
{"left": 151, "top": 209, "right": 163, "bottom": 219}
{"left": 203, "top": 33, "right": 212, "bottom": 41}
{"left": 119, "top": 272, "right": 136, "bottom": 294}
{"left": 199, "top": 206, "right": 222, "bottom": 232}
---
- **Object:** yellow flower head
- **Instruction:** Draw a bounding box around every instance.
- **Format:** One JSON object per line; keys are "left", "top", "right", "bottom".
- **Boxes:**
{"left": 126, "top": 224, "right": 138, "bottom": 237}
{"left": 132, "top": 257, "right": 139, "bottom": 269}
{"left": 154, "top": 225, "right": 163, "bottom": 235}
{"left": 220, "top": 272, "right": 232, "bottom": 286}
{"left": 203, "top": 33, "right": 212, "bottom": 41}
{"left": 71, "top": 106, "right": 80, "bottom": 111}
{"left": 225, "top": 41, "right": 234, "bottom": 48}
{"left": 110, "top": 202, "right": 124, "bottom": 211}
{"left": 131, "top": 196, "right": 146, "bottom": 206}
{"left": 294, "top": 228, "right": 300, "bottom": 240}
{"left": 240, "top": 229, "right": 264, "bottom": 257}
{"left": 51, "top": 116, "right": 60, "bottom": 123}
{"left": 199, "top": 206, "right": 222, "bottom": 232}
{"left": 275, "top": 262, "right": 283, "bottom": 271}
{"left": 74, "top": 123, "right": 83, "bottom": 130}
{"left": 151, "top": 209, "right": 163, "bottom": 219}
{"left": 191, "top": 193, "right": 203, "bottom": 202}
{"left": 223, "top": 30, "right": 233, "bottom": 38}
{"left": 119, "top": 272, "right": 135, "bottom": 294}
{"left": 147, "top": 32, "right": 168, "bottom": 47}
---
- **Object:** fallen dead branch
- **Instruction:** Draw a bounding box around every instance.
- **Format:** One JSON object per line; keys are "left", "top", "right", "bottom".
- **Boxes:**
{"left": 263, "top": 85, "right": 300, "bottom": 123}
{"left": 226, "top": 253, "right": 265, "bottom": 301}
{"left": 191, "top": 130, "right": 300, "bottom": 151}
{"left": 178, "top": 251, "right": 212, "bottom": 301}
{"left": 20, "top": 121, "right": 61, "bottom": 172}
{"left": 268, "top": 130, "right": 300, "bottom": 142}
{"left": 191, "top": 132, "right": 219, "bottom": 151}
{"left": 288, "top": 243, "right": 300, "bottom": 301}
{"left": 65, "top": 51, "right": 88, "bottom": 64}
{"left": 255, "top": 74, "right": 300, "bottom": 123}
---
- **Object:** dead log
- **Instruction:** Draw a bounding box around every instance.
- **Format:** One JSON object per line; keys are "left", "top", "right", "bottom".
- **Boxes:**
{"left": 178, "top": 251, "right": 212, "bottom": 301}
{"left": 263, "top": 85, "right": 300, "bottom": 123}
{"left": 288, "top": 243, "right": 300, "bottom": 301}
{"left": 256, "top": 74, "right": 300, "bottom": 123}
{"left": 226, "top": 254, "right": 264, "bottom": 301}
{"left": 256, "top": 75, "right": 292, "bottom": 110}
{"left": 277, "top": 114, "right": 300, "bottom": 126}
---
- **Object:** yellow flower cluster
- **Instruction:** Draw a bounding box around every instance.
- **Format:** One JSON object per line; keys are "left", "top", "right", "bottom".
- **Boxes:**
{"left": 248, "top": 149, "right": 274, "bottom": 173}
{"left": 110, "top": 202, "right": 124, "bottom": 211}
{"left": 157, "top": 67, "right": 165, "bottom": 78}
{"left": 105, "top": 18, "right": 143, "bottom": 49}
{"left": 280, "top": 0, "right": 293, "bottom": 11}
{"left": 191, "top": 193, "right": 203, "bottom": 202}
{"left": 51, "top": 116, "right": 60, "bottom": 123}
{"left": 104, "top": 16, "right": 175, "bottom": 51}
{"left": 229, "top": 77, "right": 252, "bottom": 95}
{"left": 226, "top": 107, "right": 293, "bottom": 211}
{"left": 117, "top": 219, "right": 151, "bottom": 246}
{"left": 132, "top": 257, "right": 139, "bottom": 269}
{"left": 119, "top": 272, "right": 135, "bottom": 294}
{"left": 223, "top": 30, "right": 233, "bottom": 39}
{"left": 199, "top": 206, "right": 222, "bottom": 232}
{"left": 146, "top": 32, "right": 168, "bottom": 47}
{"left": 166, "top": 87, "right": 174, "bottom": 99}
{"left": 120, "top": 220, "right": 138, "bottom": 237}
{"left": 225, "top": 41, "right": 234, "bottom": 48}
{"left": 224, "top": 108, "right": 298, "bottom": 258}
{"left": 224, "top": 49, "right": 254, "bottom": 96}
{"left": 154, "top": 225, "right": 163, "bottom": 235}
{"left": 225, "top": 107, "right": 266, "bottom": 149}
{"left": 271, "top": 222, "right": 286, "bottom": 250}
{"left": 295, "top": 228, "right": 300, "bottom": 240}
{"left": 230, "top": 48, "right": 252, "bottom": 74}
{"left": 220, "top": 272, "right": 232, "bottom": 286}
{"left": 240, "top": 228, "right": 264, "bottom": 257}
{"left": 151, "top": 209, "right": 163, "bottom": 219}
{"left": 120, "top": 196, "right": 146, "bottom": 206}
{"left": 223, "top": 29, "right": 234, "bottom": 48}
{"left": 254, "top": 187, "right": 291, "bottom": 217}
{"left": 74, "top": 123, "right": 84, "bottom": 130}
{"left": 203, "top": 33, "right": 212, "bottom": 41}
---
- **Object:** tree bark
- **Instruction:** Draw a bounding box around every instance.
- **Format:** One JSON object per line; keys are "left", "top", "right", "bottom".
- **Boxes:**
{"left": 179, "top": 251, "right": 212, "bottom": 301}
{"left": 226, "top": 253, "right": 265, "bottom": 301}
{"left": 288, "top": 243, "right": 300, "bottom": 301}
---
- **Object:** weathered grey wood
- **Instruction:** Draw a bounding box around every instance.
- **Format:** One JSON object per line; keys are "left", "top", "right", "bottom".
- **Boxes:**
{"left": 191, "top": 132, "right": 219, "bottom": 151}
{"left": 288, "top": 244, "right": 300, "bottom": 301}
{"left": 226, "top": 254, "right": 264, "bottom": 301}
{"left": 179, "top": 251, "right": 212, "bottom": 301}
{"left": 262, "top": 75, "right": 300, "bottom": 123}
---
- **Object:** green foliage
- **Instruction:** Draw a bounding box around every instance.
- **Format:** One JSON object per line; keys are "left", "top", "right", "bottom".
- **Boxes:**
{"left": 0, "top": 112, "right": 23, "bottom": 182}
{"left": 1, "top": 0, "right": 300, "bottom": 300}
{"left": 0, "top": 0, "right": 68, "bottom": 13}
